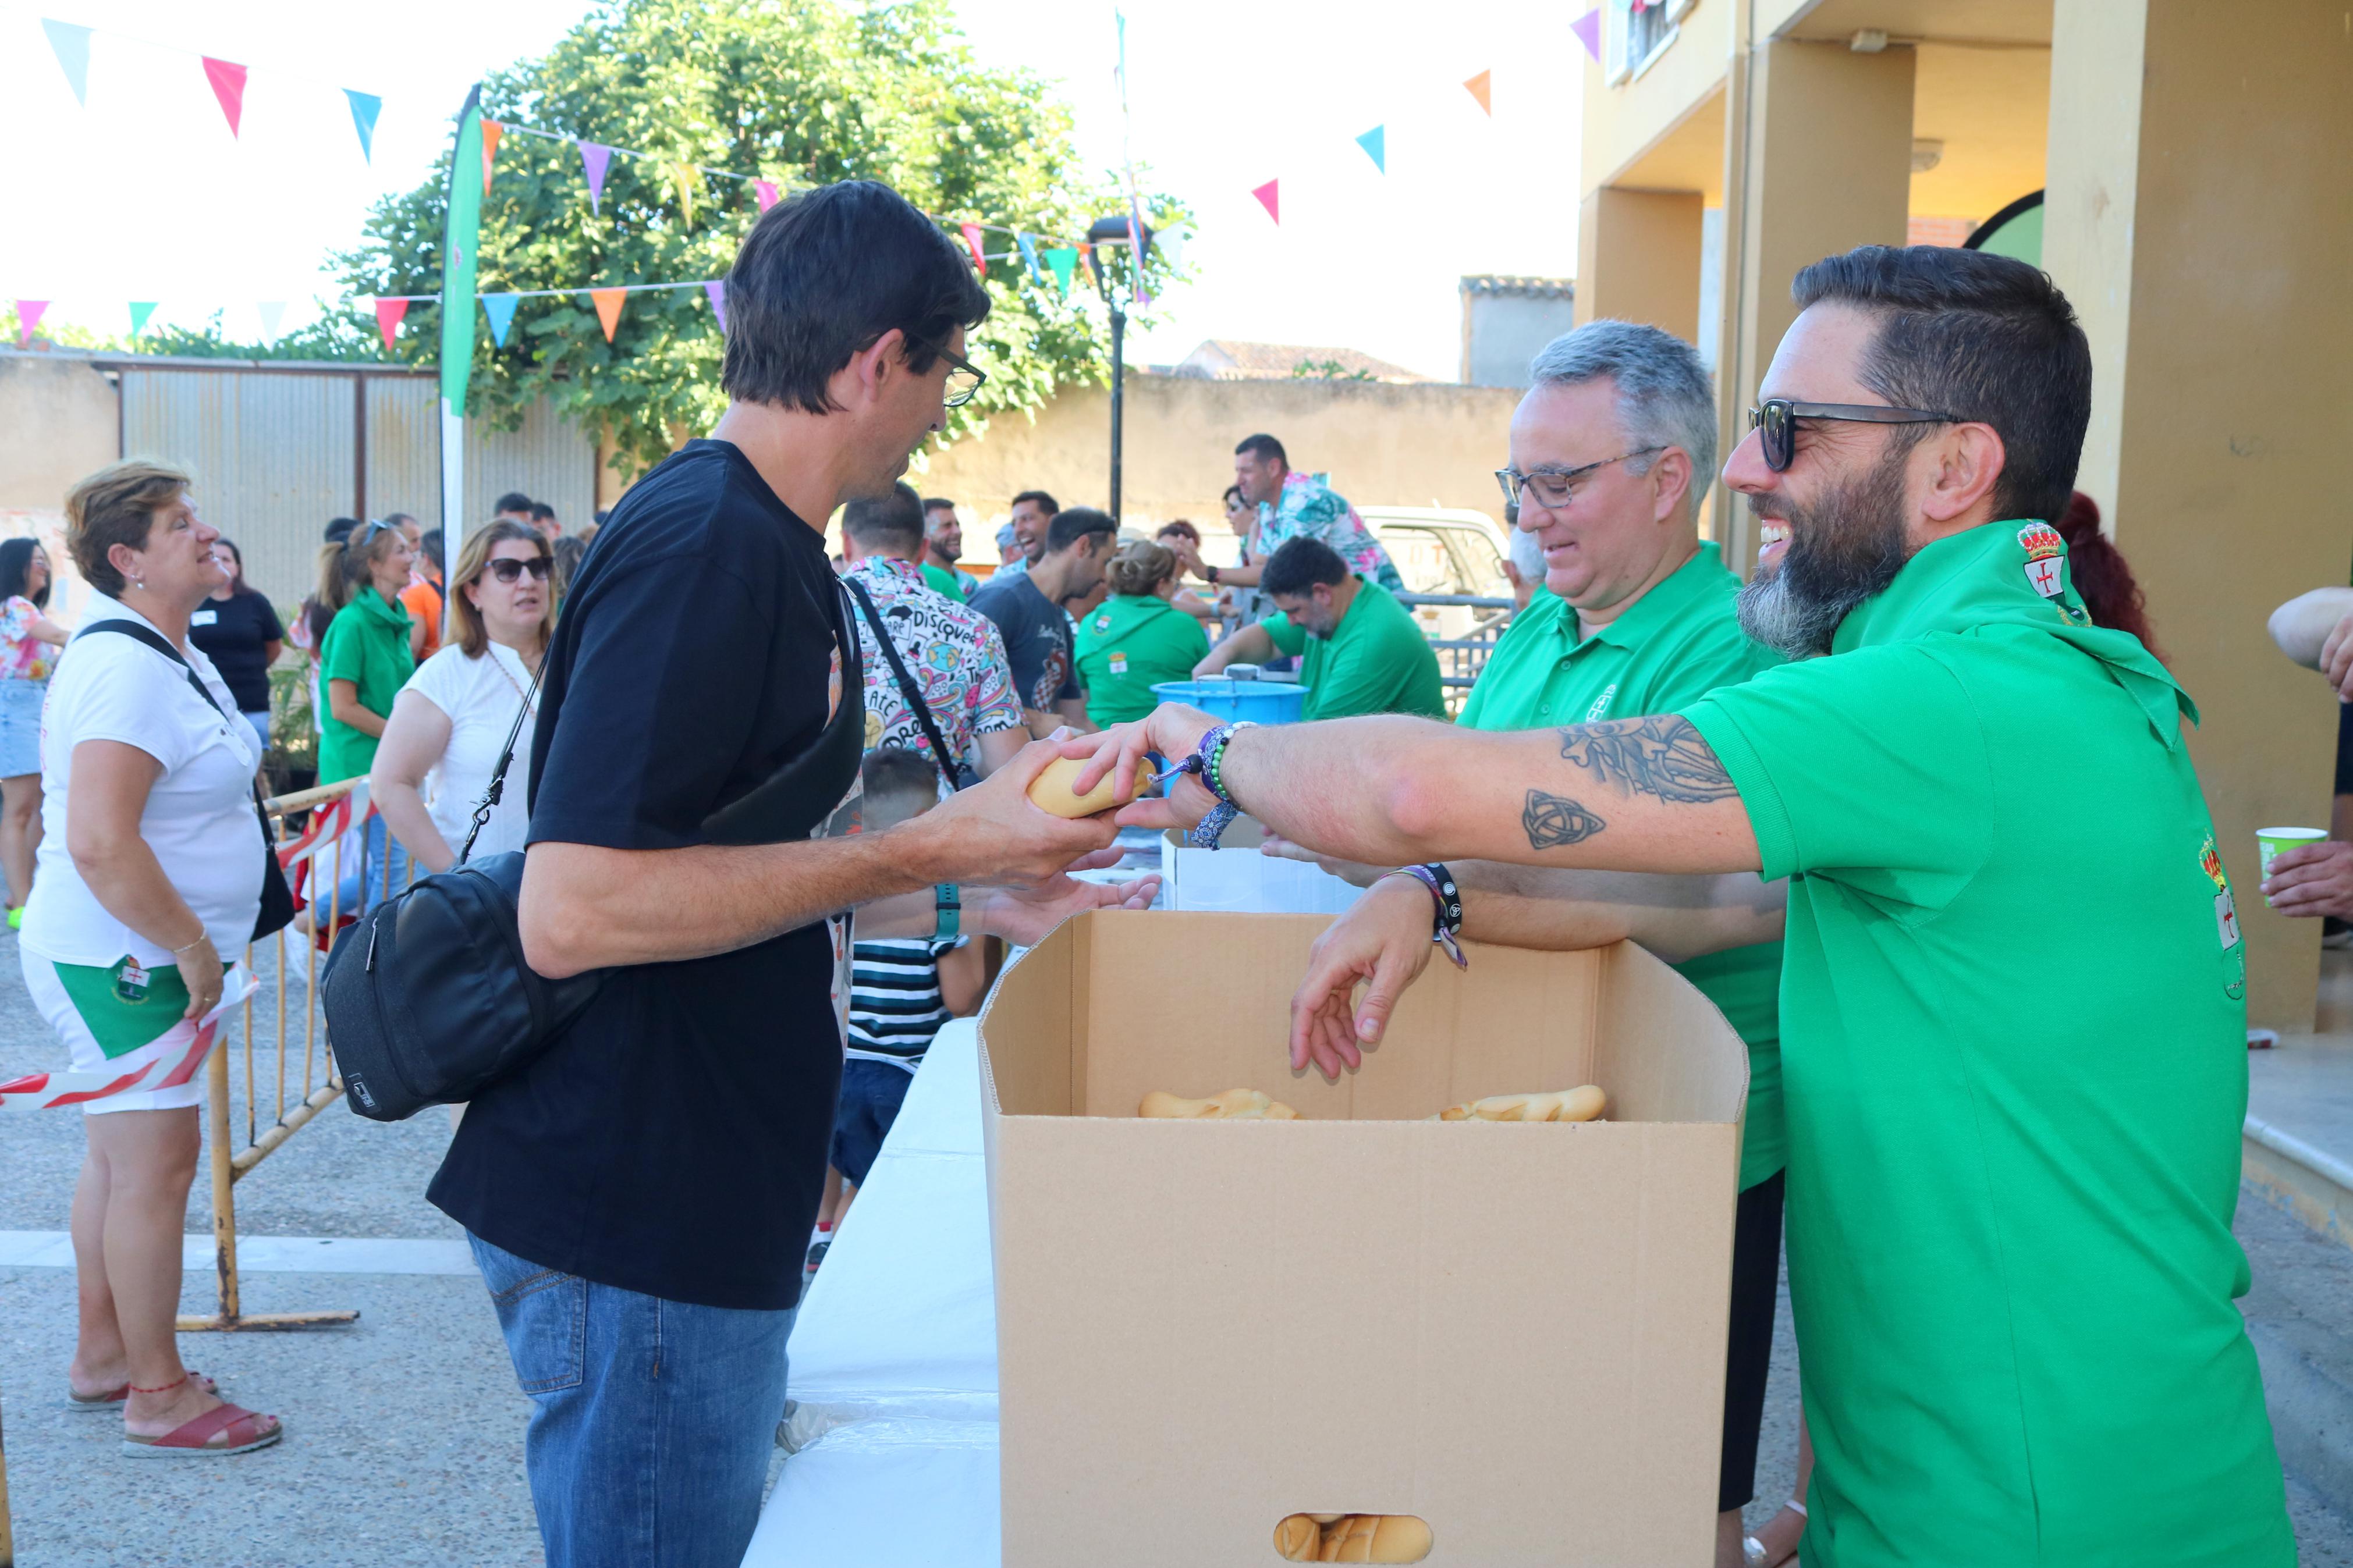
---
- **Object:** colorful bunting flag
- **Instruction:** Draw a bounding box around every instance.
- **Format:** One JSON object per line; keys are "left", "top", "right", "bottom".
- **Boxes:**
{"left": 254, "top": 301, "right": 285, "bottom": 345}
{"left": 703, "top": 280, "right": 726, "bottom": 330}
{"left": 374, "top": 297, "right": 408, "bottom": 351}
{"left": 754, "top": 179, "right": 780, "bottom": 213}
{"left": 578, "top": 142, "right": 612, "bottom": 215}
{"left": 128, "top": 301, "right": 157, "bottom": 339}
{"left": 1251, "top": 179, "right": 1280, "bottom": 225}
{"left": 41, "top": 19, "right": 92, "bottom": 107}
{"left": 345, "top": 90, "right": 381, "bottom": 162}
{"left": 1126, "top": 205, "right": 1152, "bottom": 308}
{"left": 959, "top": 222, "right": 988, "bottom": 273}
{"left": 1355, "top": 125, "right": 1386, "bottom": 173}
{"left": 13, "top": 301, "right": 48, "bottom": 350}
{"left": 202, "top": 56, "right": 247, "bottom": 138}
{"left": 1081, "top": 242, "right": 1098, "bottom": 287}
{"left": 1044, "top": 247, "right": 1078, "bottom": 296}
{"left": 1016, "top": 232, "right": 1043, "bottom": 285}
{"left": 481, "top": 119, "right": 502, "bottom": 195}
{"left": 1463, "top": 69, "right": 1493, "bottom": 115}
{"left": 669, "top": 161, "right": 700, "bottom": 227}
{"left": 1570, "top": 10, "right": 1602, "bottom": 63}
{"left": 481, "top": 292, "right": 518, "bottom": 348}
{"left": 589, "top": 288, "right": 626, "bottom": 343}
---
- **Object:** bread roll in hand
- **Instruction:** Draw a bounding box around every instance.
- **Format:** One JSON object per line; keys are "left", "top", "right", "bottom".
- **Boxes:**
{"left": 1137, "top": 1088, "right": 1300, "bottom": 1120}
{"left": 1318, "top": 1514, "right": 1432, "bottom": 1563}
{"left": 1273, "top": 1515, "right": 1324, "bottom": 1561}
{"left": 1026, "top": 755, "right": 1140, "bottom": 819}
{"left": 1432, "top": 1085, "right": 1607, "bottom": 1123}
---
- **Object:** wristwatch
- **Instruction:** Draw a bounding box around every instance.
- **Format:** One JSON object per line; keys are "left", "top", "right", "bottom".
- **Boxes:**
{"left": 1204, "top": 564, "right": 1222, "bottom": 584}
{"left": 934, "top": 884, "right": 961, "bottom": 941}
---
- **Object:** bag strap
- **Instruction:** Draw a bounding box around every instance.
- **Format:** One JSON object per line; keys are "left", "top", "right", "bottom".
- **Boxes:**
{"left": 456, "top": 650, "right": 546, "bottom": 865}
{"left": 842, "top": 573, "right": 962, "bottom": 794}
{"left": 76, "top": 619, "right": 227, "bottom": 720}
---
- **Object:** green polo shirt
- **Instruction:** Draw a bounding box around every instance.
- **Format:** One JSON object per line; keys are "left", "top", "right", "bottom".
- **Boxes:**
{"left": 316, "top": 585, "right": 415, "bottom": 784}
{"left": 1683, "top": 522, "right": 2288, "bottom": 1568}
{"left": 920, "top": 562, "right": 968, "bottom": 603}
{"left": 1461, "top": 543, "right": 1785, "bottom": 1191}
{"left": 1075, "top": 594, "right": 1210, "bottom": 726}
{"left": 1263, "top": 577, "right": 1446, "bottom": 721}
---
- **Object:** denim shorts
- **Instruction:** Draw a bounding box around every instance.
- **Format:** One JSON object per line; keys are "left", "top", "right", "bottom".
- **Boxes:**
{"left": 830, "top": 1057, "right": 914, "bottom": 1187}
{"left": 0, "top": 677, "right": 44, "bottom": 778}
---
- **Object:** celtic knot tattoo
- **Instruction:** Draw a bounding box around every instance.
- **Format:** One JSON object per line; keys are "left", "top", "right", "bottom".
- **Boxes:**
{"left": 1523, "top": 790, "right": 1606, "bottom": 850}
{"left": 1556, "top": 715, "right": 1738, "bottom": 803}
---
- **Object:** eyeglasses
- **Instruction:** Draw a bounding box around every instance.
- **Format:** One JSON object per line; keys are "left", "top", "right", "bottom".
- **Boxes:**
{"left": 1748, "top": 399, "right": 1957, "bottom": 473}
{"left": 916, "top": 337, "right": 988, "bottom": 408}
{"left": 480, "top": 557, "right": 552, "bottom": 584}
{"left": 1493, "top": 447, "right": 1663, "bottom": 510}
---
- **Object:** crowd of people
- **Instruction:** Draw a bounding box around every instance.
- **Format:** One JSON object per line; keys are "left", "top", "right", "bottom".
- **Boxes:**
{"left": 6, "top": 170, "right": 2334, "bottom": 1568}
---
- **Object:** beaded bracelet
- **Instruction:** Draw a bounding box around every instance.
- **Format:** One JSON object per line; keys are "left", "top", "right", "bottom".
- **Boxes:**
{"left": 1379, "top": 863, "right": 1469, "bottom": 969}
{"left": 1154, "top": 721, "right": 1257, "bottom": 849}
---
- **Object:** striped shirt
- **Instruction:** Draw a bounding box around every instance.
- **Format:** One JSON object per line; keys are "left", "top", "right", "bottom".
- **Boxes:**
{"left": 846, "top": 937, "right": 956, "bottom": 1071}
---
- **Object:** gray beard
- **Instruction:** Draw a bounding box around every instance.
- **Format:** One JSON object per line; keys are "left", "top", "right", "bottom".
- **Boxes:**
{"left": 1736, "top": 449, "right": 1914, "bottom": 659}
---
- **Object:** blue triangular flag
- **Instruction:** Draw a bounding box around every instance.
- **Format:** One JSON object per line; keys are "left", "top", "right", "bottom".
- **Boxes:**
{"left": 1356, "top": 125, "right": 1385, "bottom": 174}
{"left": 42, "top": 19, "right": 92, "bottom": 107}
{"left": 344, "top": 90, "right": 381, "bottom": 163}
{"left": 481, "top": 292, "right": 519, "bottom": 348}
{"left": 1016, "top": 233, "right": 1044, "bottom": 285}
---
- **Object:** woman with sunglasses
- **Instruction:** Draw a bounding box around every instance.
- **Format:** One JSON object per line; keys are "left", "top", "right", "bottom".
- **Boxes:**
{"left": 315, "top": 519, "right": 418, "bottom": 915}
{"left": 370, "top": 521, "right": 553, "bottom": 879}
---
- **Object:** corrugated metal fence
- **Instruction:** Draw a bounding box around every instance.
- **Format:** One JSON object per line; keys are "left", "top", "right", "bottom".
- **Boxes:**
{"left": 111, "top": 357, "right": 597, "bottom": 606}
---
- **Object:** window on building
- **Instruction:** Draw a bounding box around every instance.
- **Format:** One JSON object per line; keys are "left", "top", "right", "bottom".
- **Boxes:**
{"left": 1605, "top": 0, "right": 1696, "bottom": 84}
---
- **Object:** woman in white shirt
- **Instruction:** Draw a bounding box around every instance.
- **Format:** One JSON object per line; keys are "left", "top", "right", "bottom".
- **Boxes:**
{"left": 24, "top": 460, "right": 282, "bottom": 1457}
{"left": 370, "top": 520, "right": 552, "bottom": 874}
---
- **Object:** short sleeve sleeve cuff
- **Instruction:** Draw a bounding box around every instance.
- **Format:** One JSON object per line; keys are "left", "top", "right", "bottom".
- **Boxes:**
{"left": 1262, "top": 613, "right": 1305, "bottom": 657}
{"left": 1681, "top": 696, "right": 1798, "bottom": 883}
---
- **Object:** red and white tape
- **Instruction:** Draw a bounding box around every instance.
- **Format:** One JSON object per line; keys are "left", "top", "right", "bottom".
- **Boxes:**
{"left": 0, "top": 965, "right": 259, "bottom": 1111}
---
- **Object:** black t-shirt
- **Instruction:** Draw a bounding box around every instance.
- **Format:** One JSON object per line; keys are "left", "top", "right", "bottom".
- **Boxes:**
{"left": 971, "top": 571, "right": 1078, "bottom": 710}
{"left": 186, "top": 591, "right": 285, "bottom": 712}
{"left": 428, "top": 440, "right": 860, "bottom": 1311}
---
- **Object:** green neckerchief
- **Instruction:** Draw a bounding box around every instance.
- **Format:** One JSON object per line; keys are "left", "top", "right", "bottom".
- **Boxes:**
{"left": 1574, "top": 541, "right": 1735, "bottom": 651}
{"left": 1832, "top": 520, "right": 2193, "bottom": 748}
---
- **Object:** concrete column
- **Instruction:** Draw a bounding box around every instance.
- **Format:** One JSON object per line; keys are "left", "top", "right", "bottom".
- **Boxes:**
{"left": 1715, "top": 39, "right": 1915, "bottom": 573}
{"left": 2045, "top": 0, "right": 2353, "bottom": 1030}
{"left": 1574, "top": 188, "right": 1706, "bottom": 346}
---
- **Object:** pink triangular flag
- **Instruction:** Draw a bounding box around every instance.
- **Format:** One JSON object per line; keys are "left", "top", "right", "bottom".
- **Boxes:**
{"left": 703, "top": 280, "right": 726, "bottom": 329}
{"left": 15, "top": 301, "right": 49, "bottom": 349}
{"left": 959, "top": 222, "right": 988, "bottom": 273}
{"left": 481, "top": 119, "right": 503, "bottom": 196}
{"left": 374, "top": 297, "right": 409, "bottom": 351}
{"left": 754, "top": 179, "right": 780, "bottom": 213}
{"left": 201, "top": 57, "right": 247, "bottom": 138}
{"left": 589, "top": 288, "right": 626, "bottom": 343}
{"left": 1251, "top": 179, "right": 1280, "bottom": 225}
{"left": 579, "top": 142, "right": 612, "bottom": 216}
{"left": 1571, "top": 10, "right": 1602, "bottom": 62}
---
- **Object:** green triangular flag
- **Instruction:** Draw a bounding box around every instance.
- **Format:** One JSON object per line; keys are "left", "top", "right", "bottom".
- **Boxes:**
{"left": 1044, "top": 247, "right": 1078, "bottom": 296}
{"left": 129, "top": 301, "right": 158, "bottom": 339}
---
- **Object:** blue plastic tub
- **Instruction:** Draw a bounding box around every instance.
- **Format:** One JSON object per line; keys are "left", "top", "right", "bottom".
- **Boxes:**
{"left": 1150, "top": 678, "right": 1312, "bottom": 726}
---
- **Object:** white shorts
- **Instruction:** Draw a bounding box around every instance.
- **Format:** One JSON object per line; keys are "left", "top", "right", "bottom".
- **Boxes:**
{"left": 20, "top": 948, "right": 207, "bottom": 1115}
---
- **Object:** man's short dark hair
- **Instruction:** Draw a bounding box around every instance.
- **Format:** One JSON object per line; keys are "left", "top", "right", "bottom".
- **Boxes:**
{"left": 1262, "top": 536, "right": 1349, "bottom": 598}
{"left": 1235, "top": 433, "right": 1288, "bottom": 467}
{"left": 1009, "top": 489, "right": 1059, "bottom": 517}
{"left": 922, "top": 496, "right": 957, "bottom": 517}
{"left": 325, "top": 516, "right": 359, "bottom": 543}
{"left": 842, "top": 482, "right": 927, "bottom": 555}
{"left": 1791, "top": 245, "right": 2091, "bottom": 525}
{"left": 419, "top": 527, "right": 444, "bottom": 570}
{"left": 529, "top": 502, "right": 556, "bottom": 523}
{"left": 721, "top": 180, "right": 991, "bottom": 415}
{"left": 1045, "top": 506, "right": 1116, "bottom": 556}
{"left": 494, "top": 492, "right": 533, "bottom": 516}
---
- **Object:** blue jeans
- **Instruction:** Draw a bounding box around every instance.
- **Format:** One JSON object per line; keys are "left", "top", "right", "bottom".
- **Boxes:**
{"left": 331, "top": 812, "right": 412, "bottom": 915}
{"left": 469, "top": 1233, "right": 798, "bottom": 1568}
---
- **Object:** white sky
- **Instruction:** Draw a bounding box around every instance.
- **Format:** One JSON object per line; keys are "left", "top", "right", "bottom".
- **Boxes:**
{"left": 1, "top": 0, "right": 1583, "bottom": 381}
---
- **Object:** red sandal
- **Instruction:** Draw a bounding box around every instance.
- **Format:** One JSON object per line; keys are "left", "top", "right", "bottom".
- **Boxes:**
{"left": 65, "top": 1370, "right": 217, "bottom": 1412}
{"left": 122, "top": 1402, "right": 283, "bottom": 1458}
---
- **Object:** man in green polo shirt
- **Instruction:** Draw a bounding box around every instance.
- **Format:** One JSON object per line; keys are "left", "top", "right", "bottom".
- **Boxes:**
{"left": 1079, "top": 245, "right": 2291, "bottom": 1566}
{"left": 1195, "top": 536, "right": 1446, "bottom": 721}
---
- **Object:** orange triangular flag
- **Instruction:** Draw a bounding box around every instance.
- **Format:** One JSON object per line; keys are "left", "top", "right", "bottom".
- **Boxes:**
{"left": 1463, "top": 70, "right": 1492, "bottom": 116}
{"left": 589, "top": 288, "right": 626, "bottom": 343}
{"left": 482, "top": 119, "right": 503, "bottom": 195}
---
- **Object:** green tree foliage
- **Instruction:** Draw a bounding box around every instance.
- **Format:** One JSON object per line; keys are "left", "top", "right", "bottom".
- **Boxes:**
{"left": 340, "top": 0, "right": 1179, "bottom": 475}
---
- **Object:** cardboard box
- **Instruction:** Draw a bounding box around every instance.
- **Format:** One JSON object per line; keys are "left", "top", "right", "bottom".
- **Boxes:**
{"left": 1159, "top": 819, "right": 1366, "bottom": 915}
{"left": 978, "top": 911, "right": 1748, "bottom": 1567}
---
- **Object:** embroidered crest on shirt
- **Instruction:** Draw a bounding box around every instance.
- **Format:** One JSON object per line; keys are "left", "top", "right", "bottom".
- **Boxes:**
{"left": 1584, "top": 682, "right": 1617, "bottom": 723}
{"left": 2201, "top": 835, "right": 2241, "bottom": 952}
{"left": 2017, "top": 524, "right": 2066, "bottom": 600}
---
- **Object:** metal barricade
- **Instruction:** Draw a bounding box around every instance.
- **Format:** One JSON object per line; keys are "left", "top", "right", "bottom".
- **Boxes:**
{"left": 1397, "top": 592, "right": 1516, "bottom": 715}
{"left": 176, "top": 776, "right": 404, "bottom": 1332}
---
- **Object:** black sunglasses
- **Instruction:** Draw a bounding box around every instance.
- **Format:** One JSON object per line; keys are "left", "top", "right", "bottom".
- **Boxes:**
{"left": 1748, "top": 399, "right": 1958, "bottom": 472}
{"left": 480, "top": 556, "right": 552, "bottom": 584}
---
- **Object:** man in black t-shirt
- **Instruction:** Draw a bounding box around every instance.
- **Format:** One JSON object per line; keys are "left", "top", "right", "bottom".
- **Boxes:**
{"left": 971, "top": 504, "right": 1116, "bottom": 735}
{"left": 428, "top": 180, "right": 1159, "bottom": 1568}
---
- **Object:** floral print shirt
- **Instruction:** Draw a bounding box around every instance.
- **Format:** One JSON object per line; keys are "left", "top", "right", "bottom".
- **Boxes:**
{"left": 840, "top": 557, "right": 1025, "bottom": 774}
{"left": 1258, "top": 473, "right": 1405, "bottom": 595}
{"left": 0, "top": 596, "right": 54, "bottom": 681}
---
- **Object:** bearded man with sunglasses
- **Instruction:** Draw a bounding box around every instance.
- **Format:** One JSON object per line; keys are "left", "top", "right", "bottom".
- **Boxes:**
{"left": 1074, "top": 246, "right": 2292, "bottom": 1567}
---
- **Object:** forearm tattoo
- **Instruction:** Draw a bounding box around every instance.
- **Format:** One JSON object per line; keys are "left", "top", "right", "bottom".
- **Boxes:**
{"left": 1556, "top": 715, "right": 1738, "bottom": 803}
{"left": 1524, "top": 790, "right": 1606, "bottom": 850}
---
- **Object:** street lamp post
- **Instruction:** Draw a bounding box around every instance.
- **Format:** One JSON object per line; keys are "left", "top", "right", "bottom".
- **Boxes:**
{"left": 1086, "top": 215, "right": 1151, "bottom": 526}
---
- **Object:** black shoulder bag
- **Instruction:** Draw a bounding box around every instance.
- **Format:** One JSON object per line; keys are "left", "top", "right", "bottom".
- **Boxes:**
{"left": 843, "top": 573, "right": 969, "bottom": 794}
{"left": 73, "top": 622, "right": 295, "bottom": 941}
